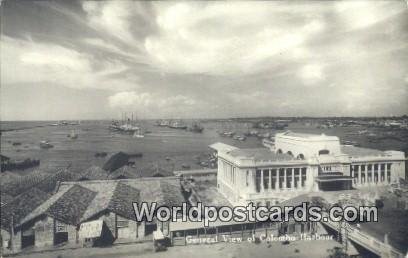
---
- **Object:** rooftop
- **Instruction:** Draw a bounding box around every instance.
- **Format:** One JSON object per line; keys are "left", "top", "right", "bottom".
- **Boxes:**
{"left": 1, "top": 188, "right": 50, "bottom": 231}
{"left": 277, "top": 131, "right": 339, "bottom": 140}
{"left": 46, "top": 185, "right": 97, "bottom": 225}
{"left": 209, "top": 142, "right": 239, "bottom": 153}
{"left": 174, "top": 169, "right": 217, "bottom": 176}
{"left": 340, "top": 145, "right": 385, "bottom": 157}
{"left": 227, "top": 148, "right": 294, "bottom": 162}
{"left": 18, "top": 177, "right": 185, "bottom": 227}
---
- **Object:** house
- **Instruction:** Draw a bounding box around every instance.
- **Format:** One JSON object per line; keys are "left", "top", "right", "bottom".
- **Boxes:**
{"left": 0, "top": 188, "right": 50, "bottom": 251}
{"left": 1, "top": 177, "right": 186, "bottom": 252}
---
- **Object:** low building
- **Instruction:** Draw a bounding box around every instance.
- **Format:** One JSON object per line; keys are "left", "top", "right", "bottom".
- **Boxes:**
{"left": 0, "top": 188, "right": 50, "bottom": 251}
{"left": 1, "top": 177, "right": 186, "bottom": 253}
{"left": 211, "top": 131, "right": 406, "bottom": 206}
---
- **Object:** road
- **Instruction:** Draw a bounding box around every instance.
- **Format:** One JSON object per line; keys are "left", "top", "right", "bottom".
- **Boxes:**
{"left": 12, "top": 238, "right": 342, "bottom": 258}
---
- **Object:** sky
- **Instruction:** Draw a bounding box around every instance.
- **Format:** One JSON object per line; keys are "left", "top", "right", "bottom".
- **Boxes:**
{"left": 1, "top": 0, "right": 407, "bottom": 120}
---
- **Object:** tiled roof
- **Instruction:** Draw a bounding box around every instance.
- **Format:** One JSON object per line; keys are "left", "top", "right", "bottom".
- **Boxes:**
{"left": 46, "top": 185, "right": 97, "bottom": 225}
{"left": 17, "top": 177, "right": 185, "bottom": 228}
{"left": 107, "top": 182, "right": 140, "bottom": 220}
{"left": 1, "top": 172, "right": 48, "bottom": 196}
{"left": 1, "top": 188, "right": 50, "bottom": 231}
{"left": 78, "top": 166, "right": 108, "bottom": 181}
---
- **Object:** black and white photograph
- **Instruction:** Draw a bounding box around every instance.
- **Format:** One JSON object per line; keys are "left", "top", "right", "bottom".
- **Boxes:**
{"left": 1, "top": 1, "right": 408, "bottom": 257}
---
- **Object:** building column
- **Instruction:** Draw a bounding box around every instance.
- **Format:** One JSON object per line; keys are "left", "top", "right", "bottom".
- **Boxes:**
{"left": 275, "top": 170, "right": 279, "bottom": 191}
{"left": 358, "top": 165, "right": 361, "bottom": 186}
{"left": 291, "top": 168, "right": 295, "bottom": 191}
{"left": 283, "top": 168, "right": 287, "bottom": 190}
{"left": 261, "top": 170, "right": 264, "bottom": 192}
{"left": 252, "top": 171, "right": 257, "bottom": 192}
{"left": 269, "top": 170, "right": 272, "bottom": 192}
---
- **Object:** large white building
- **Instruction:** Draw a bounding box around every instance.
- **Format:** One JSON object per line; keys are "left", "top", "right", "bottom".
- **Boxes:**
{"left": 211, "top": 131, "right": 406, "bottom": 206}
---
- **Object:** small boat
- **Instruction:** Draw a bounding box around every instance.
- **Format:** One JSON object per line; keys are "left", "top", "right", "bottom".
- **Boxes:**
{"left": 40, "top": 140, "right": 53, "bottom": 149}
{"left": 69, "top": 130, "right": 78, "bottom": 139}
{"left": 188, "top": 122, "right": 204, "bottom": 133}
{"left": 181, "top": 164, "right": 191, "bottom": 169}
{"left": 169, "top": 121, "right": 188, "bottom": 130}
{"left": 133, "top": 129, "right": 145, "bottom": 138}
{"left": 219, "top": 131, "right": 235, "bottom": 137}
{"left": 233, "top": 135, "right": 246, "bottom": 141}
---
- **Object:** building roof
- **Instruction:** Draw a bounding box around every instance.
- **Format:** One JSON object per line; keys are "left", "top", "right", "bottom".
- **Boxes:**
{"left": 1, "top": 172, "right": 48, "bottom": 196}
{"left": 1, "top": 188, "right": 50, "bottom": 231}
{"left": 18, "top": 177, "right": 185, "bottom": 227}
{"left": 277, "top": 131, "right": 339, "bottom": 140}
{"left": 209, "top": 142, "right": 239, "bottom": 152}
{"left": 340, "top": 145, "right": 385, "bottom": 157}
{"left": 0, "top": 193, "right": 14, "bottom": 207}
{"left": 78, "top": 166, "right": 108, "bottom": 181}
{"left": 107, "top": 182, "right": 140, "bottom": 220}
{"left": 174, "top": 169, "right": 217, "bottom": 176}
{"left": 35, "top": 168, "right": 80, "bottom": 193}
{"left": 102, "top": 152, "right": 130, "bottom": 172}
{"left": 192, "top": 181, "right": 231, "bottom": 207}
{"left": 108, "top": 165, "right": 138, "bottom": 179}
{"left": 0, "top": 154, "right": 10, "bottom": 161}
{"left": 227, "top": 148, "right": 294, "bottom": 162}
{"left": 46, "top": 185, "right": 97, "bottom": 225}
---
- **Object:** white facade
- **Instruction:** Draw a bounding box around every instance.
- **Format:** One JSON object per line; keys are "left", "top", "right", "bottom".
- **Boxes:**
{"left": 211, "top": 132, "right": 406, "bottom": 206}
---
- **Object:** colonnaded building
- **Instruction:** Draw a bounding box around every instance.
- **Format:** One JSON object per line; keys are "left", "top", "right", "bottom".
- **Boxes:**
{"left": 211, "top": 131, "right": 406, "bottom": 206}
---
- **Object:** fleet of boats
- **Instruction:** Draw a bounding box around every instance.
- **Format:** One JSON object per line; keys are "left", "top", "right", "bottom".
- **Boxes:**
{"left": 156, "top": 120, "right": 204, "bottom": 133}
{"left": 109, "top": 113, "right": 145, "bottom": 137}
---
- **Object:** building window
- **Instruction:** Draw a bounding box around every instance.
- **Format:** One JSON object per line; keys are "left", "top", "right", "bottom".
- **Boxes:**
{"left": 117, "top": 219, "right": 129, "bottom": 228}
{"left": 55, "top": 221, "right": 67, "bottom": 232}
{"left": 279, "top": 168, "right": 285, "bottom": 189}
{"left": 263, "top": 170, "right": 269, "bottom": 190}
{"left": 286, "top": 168, "right": 292, "bottom": 188}
{"left": 271, "top": 169, "right": 276, "bottom": 189}
{"left": 256, "top": 170, "right": 262, "bottom": 192}
{"left": 301, "top": 168, "right": 306, "bottom": 187}
{"left": 318, "top": 149, "right": 330, "bottom": 155}
{"left": 246, "top": 171, "right": 249, "bottom": 187}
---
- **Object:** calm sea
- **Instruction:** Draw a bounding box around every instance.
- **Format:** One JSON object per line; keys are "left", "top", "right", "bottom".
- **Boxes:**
{"left": 1, "top": 120, "right": 407, "bottom": 175}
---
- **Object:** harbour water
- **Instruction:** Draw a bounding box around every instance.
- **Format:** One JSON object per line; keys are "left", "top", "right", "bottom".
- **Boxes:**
{"left": 1, "top": 119, "right": 407, "bottom": 176}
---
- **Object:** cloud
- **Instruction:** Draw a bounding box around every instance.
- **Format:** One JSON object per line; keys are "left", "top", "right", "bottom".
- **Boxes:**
{"left": 299, "top": 64, "right": 325, "bottom": 85}
{"left": 108, "top": 91, "right": 199, "bottom": 117}
{"left": 334, "top": 1, "right": 405, "bottom": 30}
{"left": 144, "top": 2, "right": 328, "bottom": 75}
{"left": 1, "top": 36, "right": 138, "bottom": 91}
{"left": 1, "top": 1, "right": 407, "bottom": 119}
{"left": 108, "top": 91, "right": 152, "bottom": 108}
{"left": 82, "top": 1, "right": 134, "bottom": 43}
